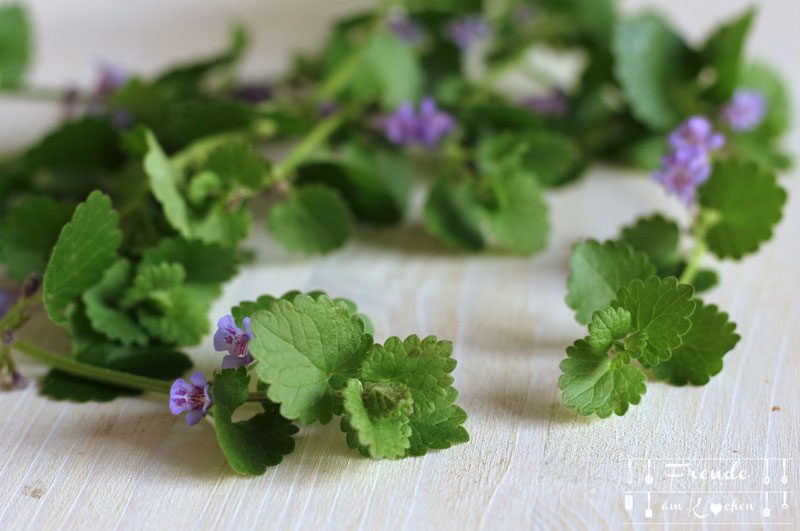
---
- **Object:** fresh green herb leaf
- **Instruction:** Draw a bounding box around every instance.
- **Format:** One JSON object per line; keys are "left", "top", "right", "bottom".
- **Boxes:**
{"left": 737, "top": 61, "right": 790, "bottom": 140}
{"left": 140, "top": 237, "right": 240, "bottom": 284}
{"left": 586, "top": 307, "right": 632, "bottom": 353}
{"left": 82, "top": 259, "right": 148, "bottom": 346}
{"left": 205, "top": 141, "right": 270, "bottom": 190}
{"left": 212, "top": 368, "right": 298, "bottom": 475}
{"left": 350, "top": 30, "right": 422, "bottom": 109}
{"left": 701, "top": 7, "right": 754, "bottom": 102}
{"left": 611, "top": 276, "right": 695, "bottom": 366}
{"left": 43, "top": 191, "right": 123, "bottom": 324}
{"left": 558, "top": 338, "right": 647, "bottom": 418}
{"left": 566, "top": 239, "right": 656, "bottom": 324}
{"left": 619, "top": 214, "right": 682, "bottom": 276}
{"left": 698, "top": 159, "right": 786, "bottom": 260}
{"left": 424, "top": 175, "right": 484, "bottom": 251}
{"left": 248, "top": 293, "right": 372, "bottom": 425}
{"left": 652, "top": 300, "right": 739, "bottom": 385}
{"left": 341, "top": 378, "right": 412, "bottom": 459}
{"left": 0, "top": 3, "right": 30, "bottom": 88}
{"left": 613, "top": 14, "right": 696, "bottom": 130}
{"left": 268, "top": 184, "right": 353, "bottom": 254}
{"left": 142, "top": 130, "right": 193, "bottom": 237}
{"left": 0, "top": 195, "right": 73, "bottom": 282}
{"left": 483, "top": 172, "right": 549, "bottom": 255}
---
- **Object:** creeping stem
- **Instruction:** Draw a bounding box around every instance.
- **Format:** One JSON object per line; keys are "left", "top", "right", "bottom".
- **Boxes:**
{"left": 11, "top": 340, "right": 268, "bottom": 402}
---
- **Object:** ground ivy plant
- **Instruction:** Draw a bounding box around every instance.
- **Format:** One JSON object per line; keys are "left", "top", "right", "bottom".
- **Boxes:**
{"left": 0, "top": 1, "right": 791, "bottom": 471}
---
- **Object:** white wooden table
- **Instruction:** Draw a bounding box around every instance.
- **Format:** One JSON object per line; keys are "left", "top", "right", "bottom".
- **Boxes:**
{"left": 2, "top": 1, "right": 798, "bottom": 528}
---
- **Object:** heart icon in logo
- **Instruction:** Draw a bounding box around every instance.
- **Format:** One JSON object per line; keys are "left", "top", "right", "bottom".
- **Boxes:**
{"left": 710, "top": 503, "right": 723, "bottom": 515}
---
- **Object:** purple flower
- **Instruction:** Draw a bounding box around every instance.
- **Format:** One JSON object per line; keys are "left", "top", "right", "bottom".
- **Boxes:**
{"left": 10, "top": 370, "right": 28, "bottom": 390}
{"left": 95, "top": 62, "right": 130, "bottom": 99}
{"left": 521, "top": 89, "right": 568, "bottom": 116}
{"left": 388, "top": 14, "right": 425, "bottom": 44}
{"left": 416, "top": 97, "right": 456, "bottom": 147}
{"left": 380, "top": 97, "right": 455, "bottom": 148}
{"left": 213, "top": 315, "right": 254, "bottom": 369}
{"left": 233, "top": 83, "right": 273, "bottom": 104}
{"left": 0, "top": 288, "right": 18, "bottom": 319}
{"left": 721, "top": 89, "right": 767, "bottom": 132}
{"left": 652, "top": 146, "right": 712, "bottom": 204}
{"left": 446, "top": 16, "right": 489, "bottom": 50}
{"left": 668, "top": 116, "right": 725, "bottom": 152}
{"left": 319, "top": 100, "right": 338, "bottom": 117}
{"left": 381, "top": 102, "right": 419, "bottom": 145}
{"left": 170, "top": 372, "right": 213, "bottom": 426}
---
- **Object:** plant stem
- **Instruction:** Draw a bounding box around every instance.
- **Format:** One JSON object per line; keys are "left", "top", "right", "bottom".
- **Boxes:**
{"left": 12, "top": 340, "right": 270, "bottom": 402}
{"left": 272, "top": 108, "right": 350, "bottom": 180}
{"left": 0, "top": 86, "right": 88, "bottom": 103}
{"left": 678, "top": 239, "right": 707, "bottom": 285}
{"left": 12, "top": 340, "right": 173, "bottom": 394}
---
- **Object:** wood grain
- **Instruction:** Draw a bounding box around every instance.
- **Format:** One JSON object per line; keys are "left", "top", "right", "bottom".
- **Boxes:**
{"left": 1, "top": 0, "right": 798, "bottom": 529}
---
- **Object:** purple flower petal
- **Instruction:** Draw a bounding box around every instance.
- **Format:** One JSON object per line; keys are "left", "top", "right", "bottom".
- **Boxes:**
{"left": 652, "top": 146, "right": 711, "bottom": 205}
{"left": 721, "top": 89, "right": 767, "bottom": 131}
{"left": 184, "top": 409, "right": 205, "bottom": 426}
{"left": 447, "top": 16, "right": 489, "bottom": 50}
{"left": 668, "top": 116, "right": 725, "bottom": 152}
{"left": 190, "top": 371, "right": 206, "bottom": 388}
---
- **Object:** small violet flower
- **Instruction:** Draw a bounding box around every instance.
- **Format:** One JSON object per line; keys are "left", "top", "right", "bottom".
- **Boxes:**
{"left": 380, "top": 97, "right": 455, "bottom": 148}
{"left": 652, "top": 146, "right": 712, "bottom": 205}
{"left": 416, "top": 96, "right": 457, "bottom": 147}
{"left": 0, "top": 288, "right": 18, "bottom": 319}
{"left": 95, "top": 62, "right": 130, "bottom": 99}
{"left": 213, "top": 315, "right": 254, "bottom": 369}
{"left": 668, "top": 115, "right": 725, "bottom": 152}
{"left": 233, "top": 82, "right": 273, "bottom": 104}
{"left": 720, "top": 89, "right": 767, "bottom": 132}
{"left": 446, "top": 15, "right": 489, "bottom": 50}
{"left": 387, "top": 14, "right": 425, "bottom": 44}
{"left": 170, "top": 372, "right": 213, "bottom": 426}
{"left": 11, "top": 370, "right": 28, "bottom": 390}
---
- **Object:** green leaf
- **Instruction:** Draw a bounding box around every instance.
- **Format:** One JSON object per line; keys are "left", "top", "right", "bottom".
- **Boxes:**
{"left": 652, "top": 300, "right": 739, "bottom": 385}
{"left": 140, "top": 237, "right": 239, "bottom": 284}
{"left": 341, "top": 379, "right": 412, "bottom": 459}
{"left": 424, "top": 175, "right": 484, "bottom": 251}
{"left": 123, "top": 262, "right": 209, "bottom": 346}
{"left": 205, "top": 141, "right": 270, "bottom": 190}
{"left": 233, "top": 290, "right": 375, "bottom": 335}
{"left": 558, "top": 338, "right": 647, "bottom": 418}
{"left": 41, "top": 344, "right": 192, "bottom": 403}
{"left": 165, "top": 100, "right": 255, "bottom": 147}
{"left": 24, "top": 117, "right": 124, "bottom": 174}
{"left": 586, "top": 307, "right": 632, "bottom": 353}
{"left": 191, "top": 203, "right": 251, "bottom": 245}
{"left": 296, "top": 143, "right": 412, "bottom": 225}
{"left": 483, "top": 172, "right": 549, "bottom": 255}
{"left": 43, "top": 191, "right": 123, "bottom": 324}
{"left": 737, "top": 61, "right": 790, "bottom": 140}
{"left": 359, "top": 335, "right": 456, "bottom": 418}
{"left": 407, "top": 400, "right": 469, "bottom": 456}
{"left": 0, "top": 195, "right": 73, "bottom": 282}
{"left": 212, "top": 368, "right": 298, "bottom": 475}
{"left": 359, "top": 335, "right": 467, "bottom": 455}
{"left": 350, "top": 30, "right": 422, "bottom": 109}
{"left": 701, "top": 7, "right": 754, "bottom": 102}
{"left": 268, "top": 184, "right": 353, "bottom": 254}
{"left": 619, "top": 214, "right": 682, "bottom": 275}
{"left": 248, "top": 294, "right": 372, "bottom": 425}
{"left": 0, "top": 4, "right": 30, "bottom": 88}
{"left": 82, "top": 259, "right": 148, "bottom": 346}
{"left": 698, "top": 159, "right": 786, "bottom": 260}
{"left": 477, "top": 132, "right": 581, "bottom": 187}
{"left": 611, "top": 276, "right": 695, "bottom": 366}
{"left": 692, "top": 269, "right": 719, "bottom": 293}
{"left": 613, "top": 14, "right": 696, "bottom": 130}
{"left": 142, "top": 130, "right": 192, "bottom": 237}
{"left": 566, "top": 240, "right": 656, "bottom": 325}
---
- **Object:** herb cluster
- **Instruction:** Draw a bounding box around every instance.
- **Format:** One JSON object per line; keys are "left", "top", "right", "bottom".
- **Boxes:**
{"left": 0, "top": 0, "right": 791, "bottom": 473}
